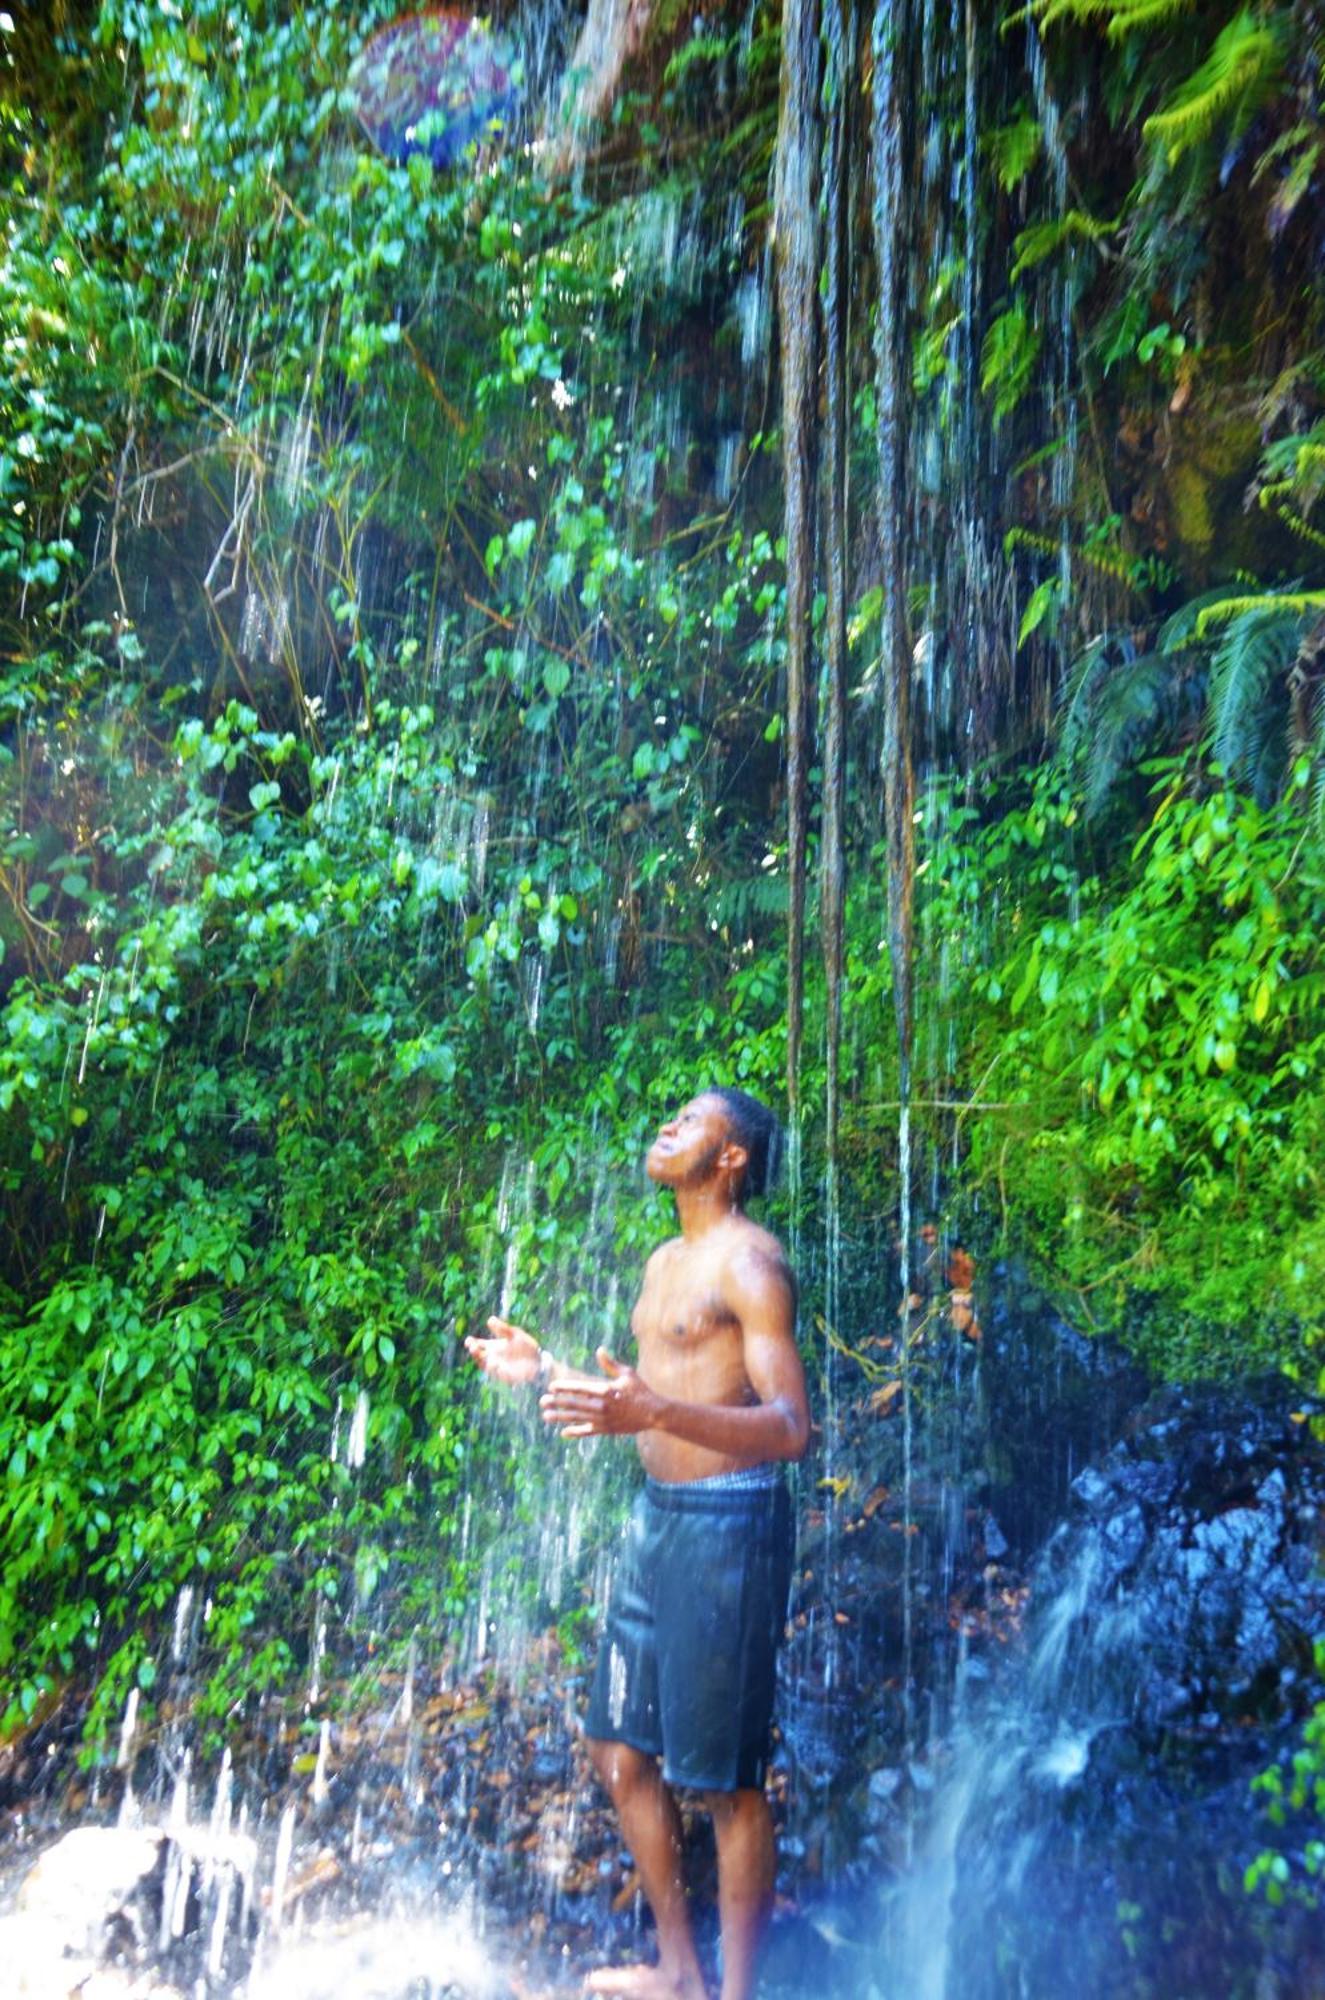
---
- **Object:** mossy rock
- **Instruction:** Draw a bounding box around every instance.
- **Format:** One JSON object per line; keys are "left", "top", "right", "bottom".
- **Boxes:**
{"left": 1163, "top": 404, "right": 1265, "bottom": 575}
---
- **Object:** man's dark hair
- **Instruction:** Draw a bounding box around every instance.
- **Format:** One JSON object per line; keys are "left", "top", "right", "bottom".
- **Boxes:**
{"left": 707, "top": 1087, "right": 782, "bottom": 1201}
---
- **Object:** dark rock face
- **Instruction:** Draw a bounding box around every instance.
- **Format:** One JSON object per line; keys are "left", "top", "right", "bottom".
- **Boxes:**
{"left": 1057, "top": 1384, "right": 1325, "bottom": 1732}
{"left": 934, "top": 1381, "right": 1325, "bottom": 2000}
{"left": 770, "top": 1365, "right": 1325, "bottom": 2000}
{"left": 777, "top": 1273, "right": 1147, "bottom": 1847}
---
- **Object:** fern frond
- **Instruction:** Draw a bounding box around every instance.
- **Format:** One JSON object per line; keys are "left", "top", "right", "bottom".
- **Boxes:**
{"left": 1206, "top": 607, "right": 1300, "bottom": 792}
{"left": 1104, "top": 0, "right": 1197, "bottom": 38}
{"left": 1305, "top": 668, "right": 1325, "bottom": 830}
{"left": 1004, "top": 527, "right": 1061, "bottom": 562}
{"left": 1156, "top": 588, "right": 1240, "bottom": 653}
{"left": 1058, "top": 636, "right": 1122, "bottom": 763}
{"left": 1252, "top": 120, "right": 1318, "bottom": 181}
{"left": 663, "top": 35, "right": 731, "bottom": 85}
{"left": 981, "top": 305, "right": 1042, "bottom": 421}
{"left": 1010, "top": 208, "right": 1117, "bottom": 281}
{"left": 1054, "top": 635, "right": 1177, "bottom": 810}
{"left": 1081, "top": 650, "right": 1174, "bottom": 812}
{"left": 1195, "top": 592, "right": 1325, "bottom": 639}
{"left": 1288, "top": 619, "right": 1325, "bottom": 761}
{"left": 1143, "top": 9, "right": 1284, "bottom": 168}
{"left": 1266, "top": 506, "right": 1325, "bottom": 556}
{"left": 1034, "top": 0, "right": 1116, "bottom": 32}
{"left": 1004, "top": 524, "right": 1132, "bottom": 581}
{"left": 987, "top": 112, "right": 1043, "bottom": 192}
{"left": 1250, "top": 428, "right": 1325, "bottom": 549}
{"left": 1033, "top": 0, "right": 1194, "bottom": 34}
{"left": 1257, "top": 428, "right": 1325, "bottom": 512}
{"left": 1262, "top": 133, "right": 1322, "bottom": 235}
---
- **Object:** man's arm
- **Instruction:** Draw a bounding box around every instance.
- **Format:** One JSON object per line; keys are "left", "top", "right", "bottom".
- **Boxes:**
{"left": 464, "top": 1316, "right": 605, "bottom": 1391}
{"left": 538, "top": 1248, "right": 810, "bottom": 1463}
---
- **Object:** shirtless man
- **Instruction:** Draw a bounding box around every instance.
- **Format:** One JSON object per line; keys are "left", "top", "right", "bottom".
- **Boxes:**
{"left": 464, "top": 1088, "right": 809, "bottom": 2000}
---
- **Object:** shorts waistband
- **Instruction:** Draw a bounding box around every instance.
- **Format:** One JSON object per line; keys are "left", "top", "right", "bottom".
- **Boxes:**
{"left": 644, "top": 1464, "right": 786, "bottom": 1510}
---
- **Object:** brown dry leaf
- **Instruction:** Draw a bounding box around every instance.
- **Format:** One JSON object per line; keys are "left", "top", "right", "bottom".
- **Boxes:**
{"left": 947, "top": 1248, "right": 976, "bottom": 1289}
{"left": 862, "top": 1484, "right": 890, "bottom": 1519}
{"left": 281, "top": 1852, "right": 341, "bottom": 1913}
{"left": 869, "top": 1379, "right": 903, "bottom": 1416}
{"left": 833, "top": 1612, "right": 851, "bottom": 1627}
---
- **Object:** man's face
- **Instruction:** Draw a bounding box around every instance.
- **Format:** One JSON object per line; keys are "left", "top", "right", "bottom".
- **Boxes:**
{"left": 645, "top": 1094, "right": 733, "bottom": 1188}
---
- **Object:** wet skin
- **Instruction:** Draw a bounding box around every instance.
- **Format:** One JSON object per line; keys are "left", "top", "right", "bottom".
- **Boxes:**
{"left": 466, "top": 1095, "right": 808, "bottom": 1479}
{"left": 464, "top": 1094, "right": 809, "bottom": 2000}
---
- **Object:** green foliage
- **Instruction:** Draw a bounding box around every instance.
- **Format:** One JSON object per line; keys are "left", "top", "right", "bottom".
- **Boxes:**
{"left": 1143, "top": 10, "right": 1284, "bottom": 167}
{"left": 986, "top": 110, "right": 1043, "bottom": 191}
{"left": 1033, "top": 0, "right": 1199, "bottom": 38}
{"left": 1009, "top": 209, "right": 1117, "bottom": 282}
{"left": 981, "top": 304, "right": 1043, "bottom": 422}
{"left": 1247, "top": 1638, "right": 1325, "bottom": 1909}
{"left": 1055, "top": 586, "right": 1325, "bottom": 814}
{"left": 919, "top": 759, "right": 1325, "bottom": 1374}
{"left": 1205, "top": 604, "right": 1304, "bottom": 790}
{"left": 0, "top": 0, "right": 804, "bottom": 1739}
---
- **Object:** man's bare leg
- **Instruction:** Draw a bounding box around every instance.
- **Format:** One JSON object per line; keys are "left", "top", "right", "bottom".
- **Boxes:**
{"left": 705, "top": 1788, "right": 775, "bottom": 2000}
{"left": 585, "top": 1736, "right": 708, "bottom": 1999}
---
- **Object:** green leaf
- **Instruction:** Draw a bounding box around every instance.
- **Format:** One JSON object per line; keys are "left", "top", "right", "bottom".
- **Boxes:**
{"left": 1010, "top": 210, "right": 1115, "bottom": 283}
{"left": 507, "top": 518, "right": 536, "bottom": 561}
{"left": 1144, "top": 9, "right": 1284, "bottom": 168}
{"left": 980, "top": 306, "right": 1042, "bottom": 423}
{"left": 987, "top": 111, "right": 1042, "bottom": 192}
{"left": 1018, "top": 577, "right": 1063, "bottom": 647}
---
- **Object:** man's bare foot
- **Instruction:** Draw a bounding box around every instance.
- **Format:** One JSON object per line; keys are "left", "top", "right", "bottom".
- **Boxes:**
{"left": 584, "top": 1965, "right": 708, "bottom": 1999}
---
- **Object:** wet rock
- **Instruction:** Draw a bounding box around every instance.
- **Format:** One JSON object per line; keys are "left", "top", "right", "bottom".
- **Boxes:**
{"left": 1, "top": 1822, "right": 257, "bottom": 1999}
{"left": 1102, "top": 1501, "right": 1147, "bottom": 1564}
{"left": 982, "top": 1511, "right": 1010, "bottom": 1558}
{"left": 862, "top": 1766, "right": 904, "bottom": 1827}
{"left": 1063, "top": 1381, "right": 1325, "bottom": 1729}
{"left": 15, "top": 1827, "right": 165, "bottom": 1944}
{"left": 1070, "top": 1465, "right": 1112, "bottom": 1514}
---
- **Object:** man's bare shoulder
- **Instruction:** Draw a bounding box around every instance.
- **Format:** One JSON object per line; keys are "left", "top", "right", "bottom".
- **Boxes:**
{"left": 718, "top": 1215, "right": 794, "bottom": 1287}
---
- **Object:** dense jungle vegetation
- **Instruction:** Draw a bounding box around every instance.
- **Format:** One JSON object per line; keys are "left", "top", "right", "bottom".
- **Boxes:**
{"left": 1, "top": 0, "right": 1323, "bottom": 1872}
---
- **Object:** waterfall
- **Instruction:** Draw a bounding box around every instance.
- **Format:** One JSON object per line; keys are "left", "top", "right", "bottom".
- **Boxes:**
{"left": 870, "top": 0, "right": 916, "bottom": 1176}
{"left": 773, "top": 0, "right": 823, "bottom": 1133}
{"left": 821, "top": 0, "right": 852, "bottom": 1276}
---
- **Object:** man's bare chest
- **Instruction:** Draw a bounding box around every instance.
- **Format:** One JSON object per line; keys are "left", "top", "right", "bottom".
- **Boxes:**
{"left": 632, "top": 1254, "right": 736, "bottom": 1352}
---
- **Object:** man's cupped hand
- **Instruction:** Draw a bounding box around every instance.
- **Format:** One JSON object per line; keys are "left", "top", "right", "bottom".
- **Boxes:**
{"left": 540, "top": 1348, "right": 662, "bottom": 1438}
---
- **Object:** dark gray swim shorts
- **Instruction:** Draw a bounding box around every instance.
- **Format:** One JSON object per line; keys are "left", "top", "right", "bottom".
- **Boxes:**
{"left": 583, "top": 1468, "right": 794, "bottom": 1793}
